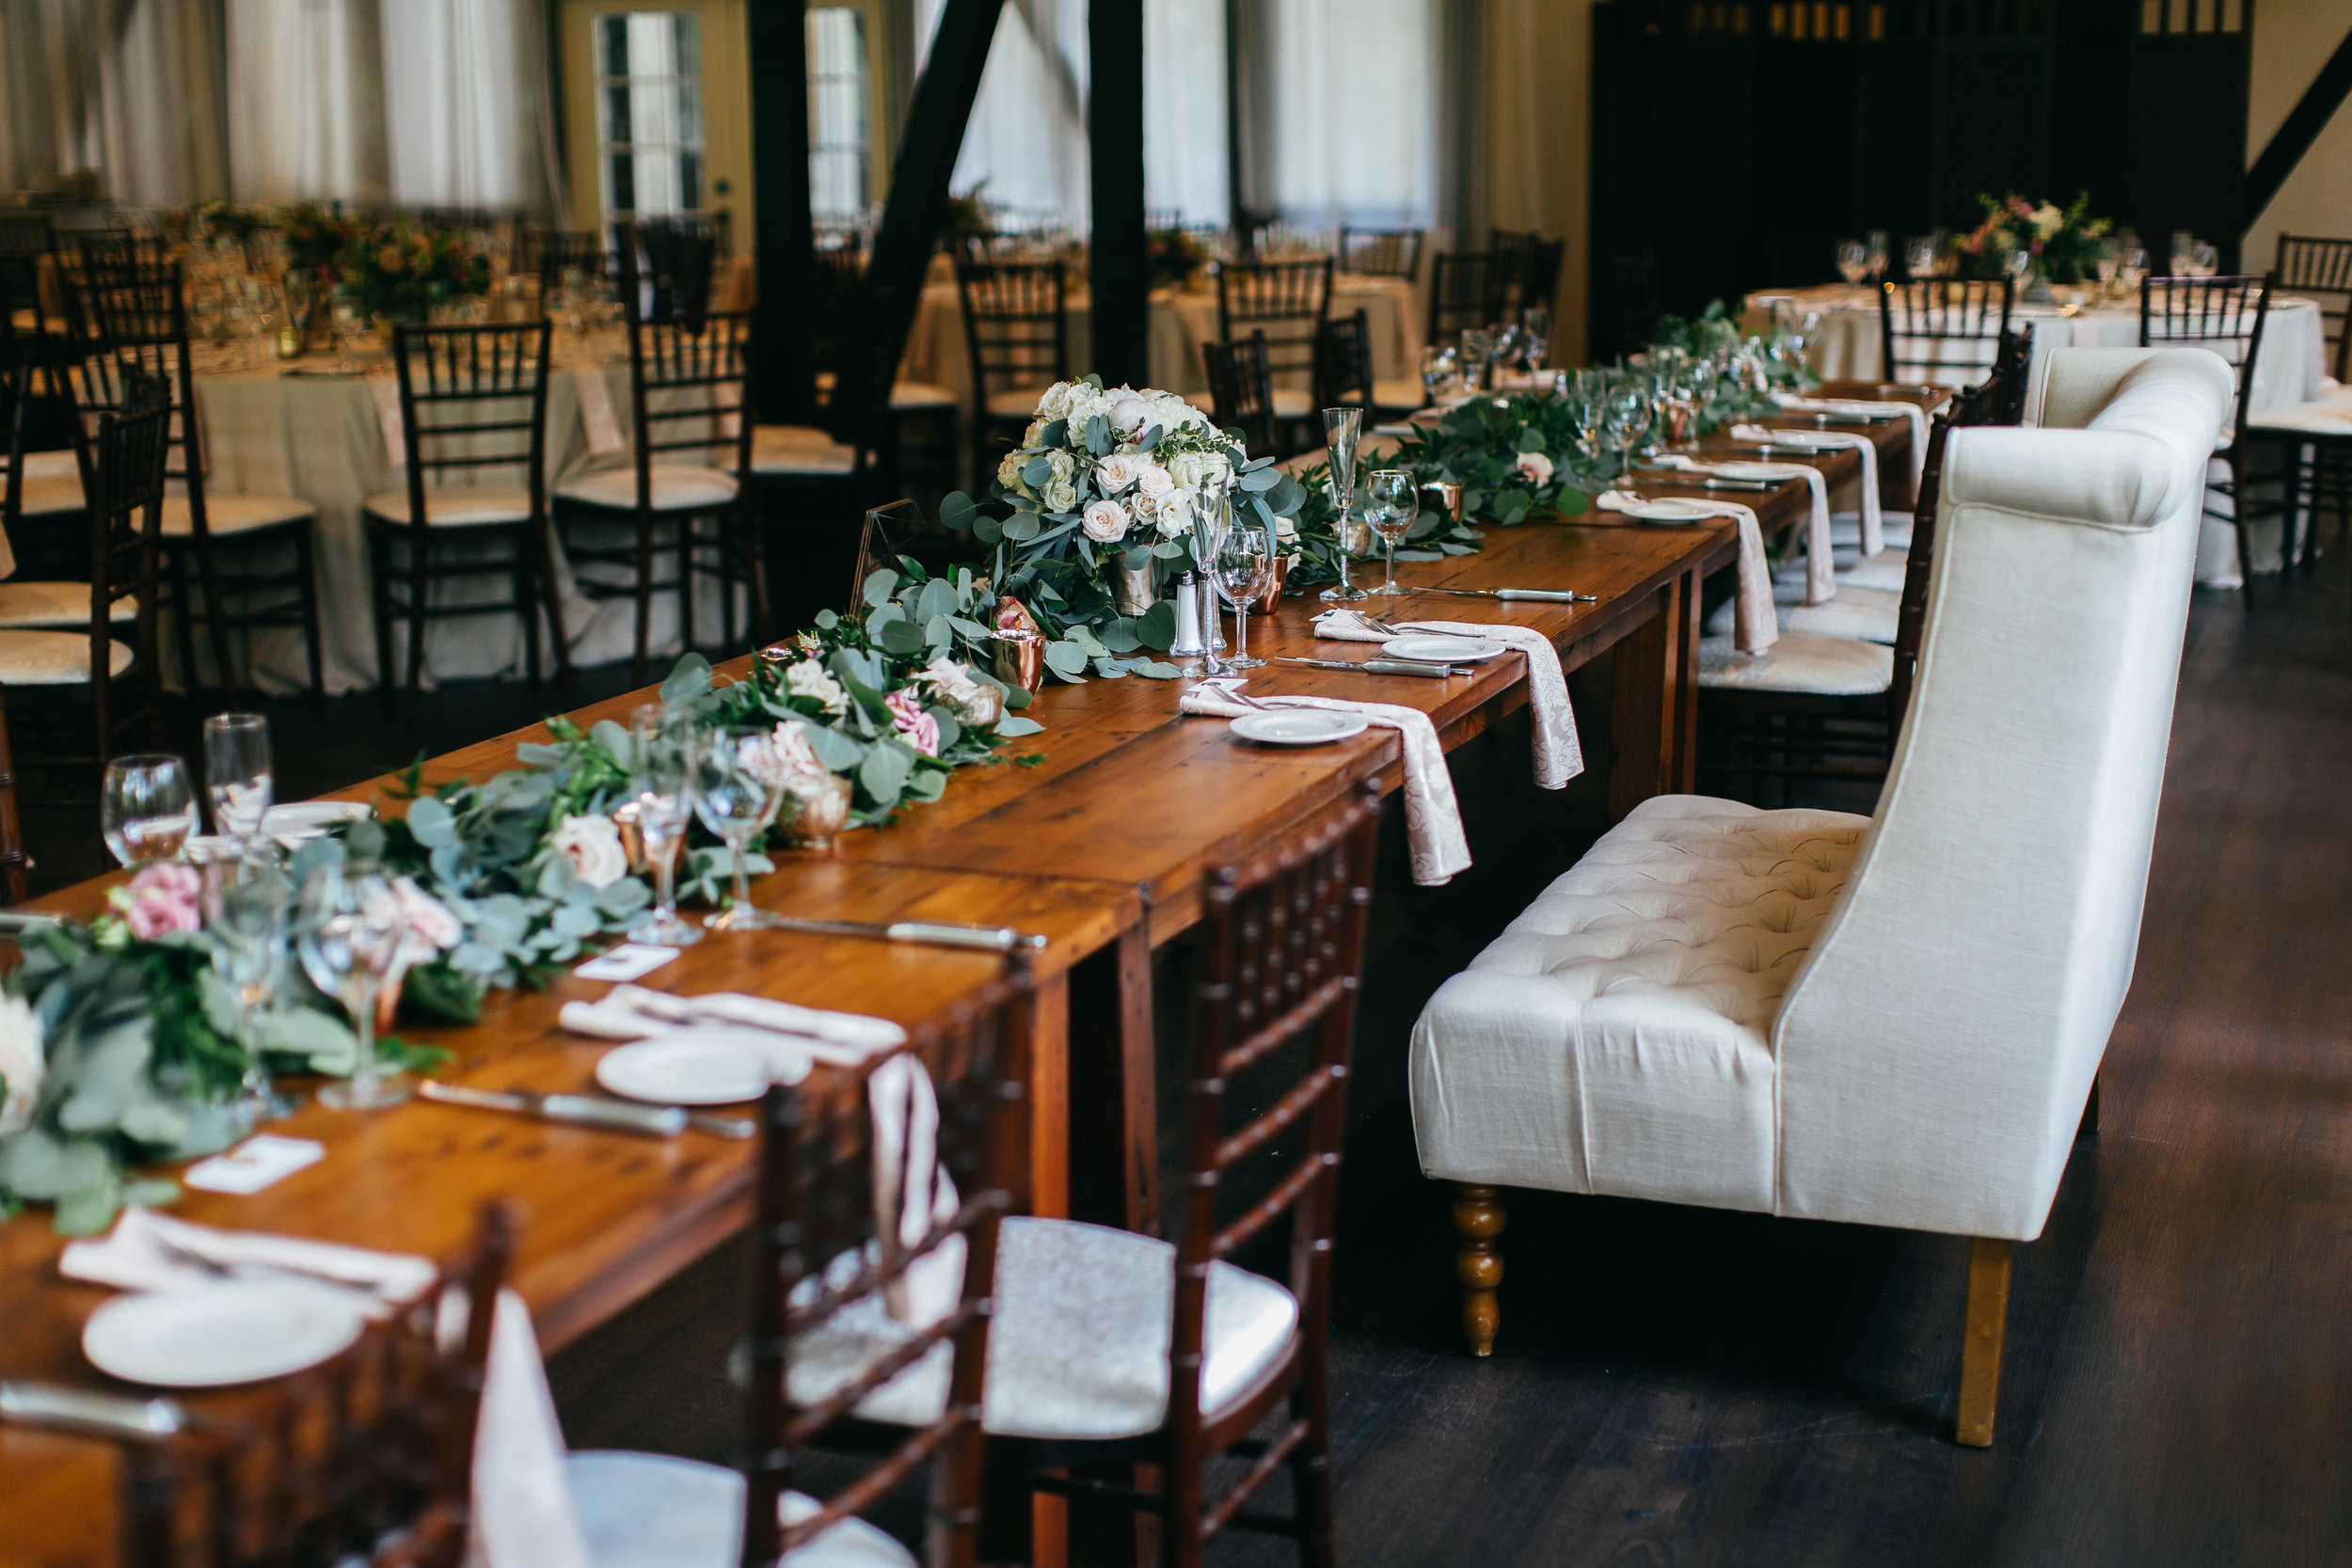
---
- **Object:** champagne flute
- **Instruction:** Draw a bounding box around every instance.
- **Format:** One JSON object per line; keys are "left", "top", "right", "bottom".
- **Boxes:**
{"left": 205, "top": 851, "right": 294, "bottom": 1124}
{"left": 631, "top": 703, "right": 704, "bottom": 946}
{"left": 299, "top": 861, "right": 407, "bottom": 1110}
{"left": 1213, "top": 524, "right": 1274, "bottom": 669}
{"left": 1361, "top": 470, "right": 1420, "bottom": 597}
{"left": 695, "top": 728, "right": 787, "bottom": 931}
{"left": 202, "top": 713, "right": 272, "bottom": 848}
{"left": 1319, "top": 407, "right": 1368, "bottom": 603}
{"left": 1569, "top": 371, "right": 1608, "bottom": 461}
{"left": 102, "top": 755, "right": 198, "bottom": 866}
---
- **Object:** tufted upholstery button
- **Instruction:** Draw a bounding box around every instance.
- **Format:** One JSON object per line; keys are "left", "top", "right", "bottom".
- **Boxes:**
{"left": 1409, "top": 795, "right": 1868, "bottom": 1213}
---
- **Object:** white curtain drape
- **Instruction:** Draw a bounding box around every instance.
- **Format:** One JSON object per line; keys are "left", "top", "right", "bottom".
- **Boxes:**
{"left": 0, "top": 0, "right": 228, "bottom": 206}
{"left": 381, "top": 0, "right": 555, "bottom": 212}
{"left": 917, "top": 0, "right": 1091, "bottom": 225}
{"left": 226, "top": 0, "right": 389, "bottom": 206}
{"left": 1142, "top": 0, "right": 1226, "bottom": 223}
{"left": 1263, "top": 0, "right": 1438, "bottom": 230}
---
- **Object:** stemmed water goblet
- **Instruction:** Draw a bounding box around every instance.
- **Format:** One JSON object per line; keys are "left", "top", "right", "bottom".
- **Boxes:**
{"left": 1459, "top": 328, "right": 1492, "bottom": 395}
{"left": 1836, "top": 240, "right": 1869, "bottom": 285}
{"left": 1604, "top": 382, "right": 1652, "bottom": 477}
{"left": 298, "top": 861, "right": 407, "bottom": 1110}
{"left": 1361, "top": 471, "right": 1420, "bottom": 597}
{"left": 1520, "top": 307, "right": 1551, "bottom": 371}
{"left": 1865, "top": 230, "right": 1889, "bottom": 281}
{"left": 1568, "top": 371, "right": 1608, "bottom": 462}
{"left": 203, "top": 712, "right": 273, "bottom": 849}
{"left": 2093, "top": 239, "right": 2121, "bottom": 296}
{"left": 1318, "top": 407, "right": 1368, "bottom": 603}
{"left": 631, "top": 703, "right": 704, "bottom": 946}
{"left": 2119, "top": 247, "right": 2149, "bottom": 294}
{"left": 206, "top": 851, "right": 294, "bottom": 1125}
{"left": 1904, "top": 235, "right": 1938, "bottom": 282}
{"left": 103, "top": 755, "right": 198, "bottom": 866}
{"left": 1419, "top": 345, "right": 1456, "bottom": 405}
{"left": 1212, "top": 524, "right": 1274, "bottom": 668}
{"left": 695, "top": 728, "right": 787, "bottom": 931}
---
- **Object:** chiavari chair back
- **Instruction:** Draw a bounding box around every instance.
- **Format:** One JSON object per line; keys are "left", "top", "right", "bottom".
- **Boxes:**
{"left": 1879, "top": 278, "right": 2014, "bottom": 387}
{"left": 1312, "top": 309, "right": 1375, "bottom": 413}
{"left": 521, "top": 227, "right": 608, "bottom": 293}
{"left": 1490, "top": 229, "right": 1538, "bottom": 308}
{"left": 1336, "top": 226, "right": 1422, "bottom": 281}
{"left": 955, "top": 259, "right": 1069, "bottom": 477}
{"left": 0, "top": 213, "right": 53, "bottom": 259}
{"left": 1985, "top": 323, "right": 2036, "bottom": 424}
{"left": 1204, "top": 331, "right": 1280, "bottom": 459}
{"left": 2273, "top": 234, "right": 2352, "bottom": 382}
{"left": 1887, "top": 371, "right": 2010, "bottom": 733}
{"left": 1519, "top": 236, "right": 1566, "bottom": 316}
{"left": 1216, "top": 257, "right": 1331, "bottom": 388}
{"left": 620, "top": 218, "right": 720, "bottom": 325}
{"left": 1428, "top": 250, "right": 1506, "bottom": 346}
{"left": 2139, "top": 272, "right": 2273, "bottom": 599}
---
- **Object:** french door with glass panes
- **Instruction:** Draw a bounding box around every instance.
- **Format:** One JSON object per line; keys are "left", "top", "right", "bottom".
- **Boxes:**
{"left": 560, "top": 0, "right": 752, "bottom": 247}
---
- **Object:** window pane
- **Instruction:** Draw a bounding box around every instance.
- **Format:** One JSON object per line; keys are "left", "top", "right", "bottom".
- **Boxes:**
{"left": 595, "top": 9, "right": 707, "bottom": 223}
{"left": 805, "top": 8, "right": 871, "bottom": 220}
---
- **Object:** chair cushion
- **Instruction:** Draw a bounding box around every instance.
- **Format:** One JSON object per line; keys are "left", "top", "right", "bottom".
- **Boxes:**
{"left": 14, "top": 475, "right": 86, "bottom": 516}
{"left": 986, "top": 387, "right": 1055, "bottom": 420}
{"left": 362, "top": 486, "right": 536, "bottom": 527}
{"left": 1707, "top": 584, "right": 1900, "bottom": 644}
{"left": 889, "top": 380, "right": 959, "bottom": 411}
{"left": 1410, "top": 796, "right": 1871, "bottom": 1211}
{"left": 0, "top": 581, "right": 133, "bottom": 627}
{"left": 0, "top": 630, "right": 135, "bottom": 684}
{"left": 565, "top": 1451, "right": 914, "bottom": 1568}
{"left": 556, "top": 464, "right": 740, "bottom": 511}
{"left": 2247, "top": 401, "right": 2352, "bottom": 437}
{"left": 18, "top": 450, "right": 77, "bottom": 482}
{"left": 1777, "top": 549, "right": 1911, "bottom": 595}
{"left": 162, "top": 493, "right": 315, "bottom": 538}
{"left": 1372, "top": 376, "right": 1427, "bottom": 412}
{"left": 1828, "top": 510, "right": 1914, "bottom": 550}
{"left": 752, "top": 425, "right": 858, "bottom": 477}
{"left": 1695, "top": 631, "right": 1892, "bottom": 695}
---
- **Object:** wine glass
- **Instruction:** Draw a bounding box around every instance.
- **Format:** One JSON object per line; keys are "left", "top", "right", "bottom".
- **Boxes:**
{"left": 103, "top": 755, "right": 198, "bottom": 866}
{"left": 1836, "top": 240, "right": 1869, "bottom": 286}
{"left": 205, "top": 851, "right": 294, "bottom": 1124}
{"left": 1568, "top": 370, "right": 1608, "bottom": 461}
{"left": 695, "top": 728, "right": 787, "bottom": 931}
{"left": 203, "top": 713, "right": 272, "bottom": 848}
{"left": 2093, "top": 239, "right": 2121, "bottom": 293}
{"left": 1459, "top": 329, "right": 1492, "bottom": 394}
{"left": 2119, "top": 247, "right": 2149, "bottom": 294}
{"left": 1318, "top": 407, "right": 1368, "bottom": 604}
{"left": 2169, "top": 231, "right": 2195, "bottom": 277}
{"left": 1419, "top": 344, "right": 1455, "bottom": 405}
{"left": 1865, "top": 230, "right": 1889, "bottom": 281}
{"left": 298, "top": 861, "right": 407, "bottom": 1110}
{"left": 2189, "top": 242, "right": 2218, "bottom": 279}
{"left": 1904, "top": 235, "right": 1938, "bottom": 281}
{"left": 1604, "top": 383, "right": 1651, "bottom": 476}
{"left": 1361, "top": 470, "right": 1420, "bottom": 597}
{"left": 631, "top": 702, "right": 703, "bottom": 946}
{"left": 1212, "top": 524, "right": 1274, "bottom": 668}
{"left": 1520, "top": 306, "right": 1551, "bottom": 369}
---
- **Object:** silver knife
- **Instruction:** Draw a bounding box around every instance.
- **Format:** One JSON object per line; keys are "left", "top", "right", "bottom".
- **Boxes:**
{"left": 0, "top": 1382, "right": 186, "bottom": 1438}
{"left": 1412, "top": 586, "right": 1596, "bottom": 603}
{"left": 761, "top": 914, "right": 1046, "bottom": 953}
{"left": 1273, "top": 657, "right": 1462, "bottom": 678}
{"left": 420, "top": 1080, "right": 758, "bottom": 1139}
{"left": 0, "top": 912, "right": 63, "bottom": 937}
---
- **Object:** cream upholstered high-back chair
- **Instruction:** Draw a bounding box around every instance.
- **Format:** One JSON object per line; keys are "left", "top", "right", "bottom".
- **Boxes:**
{"left": 1409, "top": 346, "right": 2233, "bottom": 1449}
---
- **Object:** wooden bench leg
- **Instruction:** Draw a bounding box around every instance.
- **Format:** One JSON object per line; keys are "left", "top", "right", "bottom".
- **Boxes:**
{"left": 1453, "top": 1185, "right": 1505, "bottom": 1357}
{"left": 2079, "top": 1069, "right": 2102, "bottom": 1136}
{"left": 1956, "top": 1237, "right": 2011, "bottom": 1448}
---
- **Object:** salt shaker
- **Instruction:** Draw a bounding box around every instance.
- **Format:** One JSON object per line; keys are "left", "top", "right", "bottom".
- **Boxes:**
{"left": 1168, "top": 571, "right": 1206, "bottom": 657}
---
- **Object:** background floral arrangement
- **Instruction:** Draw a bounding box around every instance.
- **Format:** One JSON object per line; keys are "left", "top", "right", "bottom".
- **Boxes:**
{"left": 1957, "top": 192, "right": 2110, "bottom": 283}
{"left": 279, "top": 203, "right": 358, "bottom": 273}
{"left": 1147, "top": 226, "right": 1209, "bottom": 292}
{"left": 335, "top": 220, "right": 492, "bottom": 323}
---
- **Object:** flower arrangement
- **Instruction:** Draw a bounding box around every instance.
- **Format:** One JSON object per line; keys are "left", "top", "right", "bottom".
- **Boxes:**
{"left": 336, "top": 220, "right": 492, "bottom": 324}
{"left": 1148, "top": 226, "right": 1209, "bottom": 292}
{"left": 280, "top": 203, "right": 358, "bottom": 273}
{"left": 1957, "top": 193, "right": 2110, "bottom": 284}
{"left": 940, "top": 376, "right": 1305, "bottom": 677}
{"left": 191, "top": 200, "right": 272, "bottom": 242}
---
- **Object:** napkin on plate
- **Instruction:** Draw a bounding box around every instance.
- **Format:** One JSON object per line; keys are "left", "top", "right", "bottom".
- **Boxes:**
{"left": 574, "top": 369, "right": 626, "bottom": 455}
{"left": 1312, "top": 610, "right": 1582, "bottom": 789}
{"left": 1773, "top": 393, "right": 1931, "bottom": 493}
{"left": 1646, "top": 453, "right": 1834, "bottom": 605}
{"left": 559, "top": 984, "right": 907, "bottom": 1065}
{"left": 1180, "top": 681, "right": 1471, "bottom": 886}
{"left": 1594, "top": 491, "right": 1779, "bottom": 655}
{"left": 1730, "top": 424, "right": 1884, "bottom": 556}
{"left": 64, "top": 1210, "right": 589, "bottom": 1568}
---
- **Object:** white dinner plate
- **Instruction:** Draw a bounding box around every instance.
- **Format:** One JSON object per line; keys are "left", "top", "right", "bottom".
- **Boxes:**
{"left": 1230, "top": 710, "right": 1370, "bottom": 747}
{"left": 1708, "top": 462, "right": 1791, "bottom": 482}
{"left": 596, "top": 1029, "right": 802, "bottom": 1104}
{"left": 1381, "top": 634, "right": 1505, "bottom": 664}
{"left": 262, "top": 800, "right": 373, "bottom": 848}
{"left": 1613, "top": 499, "right": 1719, "bottom": 524}
{"left": 83, "top": 1280, "right": 366, "bottom": 1388}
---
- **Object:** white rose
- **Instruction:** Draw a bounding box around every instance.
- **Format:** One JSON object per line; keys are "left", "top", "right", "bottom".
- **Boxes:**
{"left": 764, "top": 719, "right": 830, "bottom": 784}
{"left": 1108, "top": 394, "right": 1151, "bottom": 436}
{"left": 1515, "top": 451, "right": 1555, "bottom": 485}
{"left": 1147, "top": 391, "right": 1191, "bottom": 430}
{"left": 1135, "top": 462, "right": 1174, "bottom": 498}
{"left": 0, "top": 993, "right": 44, "bottom": 1137}
{"left": 1042, "top": 480, "right": 1079, "bottom": 514}
{"left": 1154, "top": 493, "right": 1193, "bottom": 536}
{"left": 1023, "top": 418, "right": 1050, "bottom": 448}
{"left": 1165, "top": 451, "right": 1204, "bottom": 490}
{"left": 1047, "top": 449, "right": 1075, "bottom": 483}
{"left": 1081, "top": 499, "right": 1131, "bottom": 543}
{"left": 1095, "top": 453, "right": 1141, "bottom": 493}
{"left": 995, "top": 451, "right": 1030, "bottom": 498}
{"left": 1036, "top": 381, "right": 1078, "bottom": 420}
{"left": 786, "top": 657, "right": 850, "bottom": 717}
{"left": 549, "top": 815, "right": 630, "bottom": 890}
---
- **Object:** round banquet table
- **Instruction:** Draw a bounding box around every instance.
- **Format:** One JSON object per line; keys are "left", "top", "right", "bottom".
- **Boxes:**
{"left": 184, "top": 337, "right": 730, "bottom": 695}
{"left": 1744, "top": 283, "right": 2330, "bottom": 586}
{"left": 898, "top": 272, "right": 1423, "bottom": 404}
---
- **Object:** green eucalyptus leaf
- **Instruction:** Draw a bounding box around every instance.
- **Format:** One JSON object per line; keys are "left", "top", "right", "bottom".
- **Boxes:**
{"left": 1002, "top": 512, "right": 1041, "bottom": 543}
{"left": 940, "top": 491, "right": 978, "bottom": 531}
{"left": 1127, "top": 658, "right": 1184, "bottom": 679}
{"left": 877, "top": 616, "right": 929, "bottom": 656}
{"left": 1236, "top": 465, "right": 1280, "bottom": 493}
{"left": 993, "top": 715, "right": 1045, "bottom": 738}
{"left": 1136, "top": 598, "right": 1178, "bottom": 651}
{"left": 803, "top": 724, "right": 866, "bottom": 772}
{"left": 1042, "top": 640, "right": 1089, "bottom": 677}
{"left": 974, "top": 513, "right": 1005, "bottom": 545}
{"left": 857, "top": 740, "right": 914, "bottom": 803}
{"left": 862, "top": 568, "right": 901, "bottom": 608}
{"left": 660, "top": 653, "right": 713, "bottom": 705}
{"left": 405, "top": 795, "right": 457, "bottom": 848}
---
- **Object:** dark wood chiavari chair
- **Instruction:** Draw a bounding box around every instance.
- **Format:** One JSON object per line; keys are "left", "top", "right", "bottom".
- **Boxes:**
{"left": 1518, "top": 236, "right": 1566, "bottom": 317}
{"left": 0, "top": 213, "right": 54, "bottom": 259}
{"left": 1335, "top": 226, "right": 1422, "bottom": 282}
{"left": 1878, "top": 277, "right": 2014, "bottom": 387}
{"left": 621, "top": 217, "right": 721, "bottom": 325}
{"left": 1428, "top": 251, "right": 1507, "bottom": 348}
{"left": 1490, "top": 228, "right": 1538, "bottom": 309}
{"left": 1311, "top": 309, "right": 1375, "bottom": 415}
{"left": 2139, "top": 273, "right": 2273, "bottom": 602}
{"left": 980, "top": 784, "right": 1379, "bottom": 1568}
{"left": 363, "top": 323, "right": 574, "bottom": 700}
{"left": 520, "top": 227, "right": 609, "bottom": 293}
{"left": 2252, "top": 237, "right": 2352, "bottom": 569}
{"left": 954, "top": 259, "right": 1070, "bottom": 484}
{"left": 2272, "top": 234, "right": 2352, "bottom": 382}
{"left": 1203, "top": 331, "right": 1281, "bottom": 460}
{"left": 1215, "top": 257, "right": 1331, "bottom": 435}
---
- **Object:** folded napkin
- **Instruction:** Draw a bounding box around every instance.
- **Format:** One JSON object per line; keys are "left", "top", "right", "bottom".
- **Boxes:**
{"left": 1313, "top": 610, "right": 1582, "bottom": 789}
{"left": 1646, "top": 453, "right": 1834, "bottom": 605}
{"left": 1731, "top": 424, "right": 1884, "bottom": 556}
{"left": 1595, "top": 491, "right": 1778, "bottom": 655}
{"left": 560, "top": 985, "right": 906, "bottom": 1056}
{"left": 66, "top": 1211, "right": 589, "bottom": 1568}
{"left": 867, "top": 1052, "right": 961, "bottom": 1328}
{"left": 575, "top": 369, "right": 626, "bottom": 456}
{"left": 1181, "top": 680, "right": 1470, "bottom": 885}
{"left": 369, "top": 371, "right": 408, "bottom": 467}
{"left": 1772, "top": 393, "right": 1931, "bottom": 494}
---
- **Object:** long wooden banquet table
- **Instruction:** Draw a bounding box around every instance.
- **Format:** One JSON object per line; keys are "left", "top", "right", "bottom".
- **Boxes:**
{"left": 0, "top": 383, "right": 1936, "bottom": 1565}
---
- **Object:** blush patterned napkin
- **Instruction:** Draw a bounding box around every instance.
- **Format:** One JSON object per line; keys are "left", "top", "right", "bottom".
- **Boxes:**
{"left": 1180, "top": 679, "right": 1471, "bottom": 885}
{"left": 1312, "top": 610, "right": 1582, "bottom": 789}
{"left": 1594, "top": 490, "right": 1779, "bottom": 655}
{"left": 1773, "top": 393, "right": 1931, "bottom": 494}
{"left": 1646, "top": 453, "right": 1834, "bottom": 605}
{"left": 1730, "top": 424, "right": 1885, "bottom": 556}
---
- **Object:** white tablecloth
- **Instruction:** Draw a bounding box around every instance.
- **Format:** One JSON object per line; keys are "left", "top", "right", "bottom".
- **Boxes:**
{"left": 1746, "top": 284, "right": 2329, "bottom": 585}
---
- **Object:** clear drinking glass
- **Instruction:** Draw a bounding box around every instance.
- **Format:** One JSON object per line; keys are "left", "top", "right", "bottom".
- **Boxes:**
{"left": 1213, "top": 525, "right": 1274, "bottom": 668}
{"left": 1605, "top": 383, "right": 1652, "bottom": 475}
{"left": 2170, "top": 231, "right": 2194, "bottom": 276}
{"left": 299, "top": 862, "right": 407, "bottom": 1110}
{"left": 1865, "top": 230, "right": 1889, "bottom": 280}
{"left": 1459, "top": 329, "right": 1492, "bottom": 394}
{"left": 1904, "top": 235, "right": 1937, "bottom": 280}
{"left": 1361, "top": 470, "right": 1420, "bottom": 597}
{"left": 1419, "top": 344, "right": 1455, "bottom": 405}
{"left": 631, "top": 702, "right": 704, "bottom": 946}
{"left": 1520, "top": 306, "right": 1551, "bottom": 369}
{"left": 2189, "top": 242, "right": 2218, "bottom": 278}
{"left": 203, "top": 713, "right": 273, "bottom": 847}
{"left": 103, "top": 755, "right": 199, "bottom": 866}
{"left": 1318, "top": 407, "right": 1368, "bottom": 603}
{"left": 2119, "top": 247, "right": 2149, "bottom": 293}
{"left": 1569, "top": 370, "right": 1608, "bottom": 460}
{"left": 695, "top": 729, "right": 787, "bottom": 931}
{"left": 205, "top": 852, "right": 294, "bottom": 1124}
{"left": 1836, "top": 240, "right": 1868, "bottom": 285}
{"left": 2094, "top": 239, "right": 2121, "bottom": 290}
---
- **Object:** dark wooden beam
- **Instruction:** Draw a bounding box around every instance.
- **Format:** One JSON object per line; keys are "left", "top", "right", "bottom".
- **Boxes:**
{"left": 1089, "top": 0, "right": 1148, "bottom": 388}
{"left": 2244, "top": 24, "right": 2352, "bottom": 226}
{"left": 749, "top": 0, "right": 817, "bottom": 422}
{"left": 866, "top": 0, "right": 1009, "bottom": 393}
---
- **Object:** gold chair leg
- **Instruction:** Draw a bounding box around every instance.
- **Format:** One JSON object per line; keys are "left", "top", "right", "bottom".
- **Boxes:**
{"left": 1956, "top": 1238, "right": 2011, "bottom": 1448}
{"left": 1452, "top": 1184, "right": 1504, "bottom": 1357}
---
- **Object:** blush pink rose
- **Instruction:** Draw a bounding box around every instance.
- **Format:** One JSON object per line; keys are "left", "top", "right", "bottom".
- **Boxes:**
{"left": 124, "top": 862, "right": 202, "bottom": 941}
{"left": 884, "top": 688, "right": 942, "bottom": 757}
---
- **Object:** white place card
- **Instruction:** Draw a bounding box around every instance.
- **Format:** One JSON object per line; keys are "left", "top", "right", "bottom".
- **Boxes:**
{"left": 183, "top": 1135, "right": 326, "bottom": 1196}
{"left": 574, "top": 943, "right": 683, "bottom": 982}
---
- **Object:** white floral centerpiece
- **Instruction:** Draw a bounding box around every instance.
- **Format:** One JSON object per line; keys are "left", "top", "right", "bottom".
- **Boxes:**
{"left": 940, "top": 375, "right": 1308, "bottom": 679}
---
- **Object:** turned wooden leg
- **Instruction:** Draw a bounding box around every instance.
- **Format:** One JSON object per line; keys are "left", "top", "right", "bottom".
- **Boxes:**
{"left": 1956, "top": 1238, "right": 2011, "bottom": 1448}
{"left": 2079, "top": 1070, "right": 2102, "bottom": 1136}
{"left": 1452, "top": 1184, "right": 1505, "bottom": 1357}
